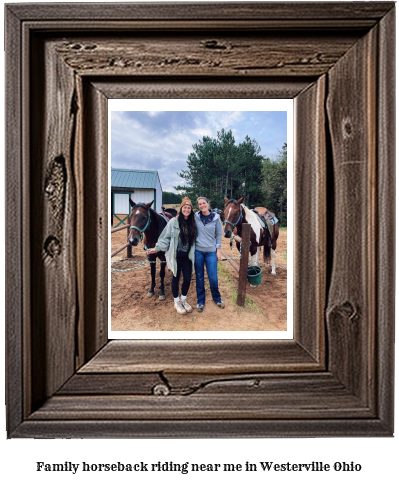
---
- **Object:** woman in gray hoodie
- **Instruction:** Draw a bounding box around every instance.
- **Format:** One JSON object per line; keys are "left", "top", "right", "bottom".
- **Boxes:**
{"left": 194, "top": 196, "right": 225, "bottom": 312}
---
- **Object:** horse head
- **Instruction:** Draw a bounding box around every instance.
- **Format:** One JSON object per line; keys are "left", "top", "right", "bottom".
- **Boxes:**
{"left": 223, "top": 196, "right": 244, "bottom": 238}
{"left": 128, "top": 199, "right": 154, "bottom": 246}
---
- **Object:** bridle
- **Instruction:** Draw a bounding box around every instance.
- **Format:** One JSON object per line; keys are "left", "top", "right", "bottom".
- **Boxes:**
{"left": 224, "top": 202, "right": 242, "bottom": 230}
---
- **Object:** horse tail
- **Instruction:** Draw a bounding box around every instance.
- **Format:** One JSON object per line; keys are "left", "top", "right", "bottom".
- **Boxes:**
{"left": 263, "top": 236, "right": 271, "bottom": 263}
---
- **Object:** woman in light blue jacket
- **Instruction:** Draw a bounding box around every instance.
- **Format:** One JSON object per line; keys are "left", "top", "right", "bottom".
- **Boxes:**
{"left": 147, "top": 197, "right": 196, "bottom": 315}
{"left": 194, "top": 196, "right": 225, "bottom": 312}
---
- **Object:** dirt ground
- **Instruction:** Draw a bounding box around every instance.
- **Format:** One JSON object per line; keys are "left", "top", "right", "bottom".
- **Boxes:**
{"left": 111, "top": 216, "right": 287, "bottom": 332}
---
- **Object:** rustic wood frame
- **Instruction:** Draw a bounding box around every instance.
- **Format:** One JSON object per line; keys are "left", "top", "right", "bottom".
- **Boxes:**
{"left": 5, "top": 2, "right": 395, "bottom": 438}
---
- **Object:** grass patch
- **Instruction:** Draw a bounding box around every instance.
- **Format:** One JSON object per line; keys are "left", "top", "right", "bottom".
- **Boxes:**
{"left": 218, "top": 261, "right": 235, "bottom": 284}
{"left": 231, "top": 289, "right": 262, "bottom": 313}
{"left": 219, "top": 262, "right": 263, "bottom": 314}
{"left": 282, "top": 251, "right": 287, "bottom": 260}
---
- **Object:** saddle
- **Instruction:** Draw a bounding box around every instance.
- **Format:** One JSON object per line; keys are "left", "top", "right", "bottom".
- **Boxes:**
{"left": 254, "top": 207, "right": 279, "bottom": 225}
{"left": 159, "top": 209, "right": 173, "bottom": 223}
{"left": 253, "top": 207, "right": 278, "bottom": 239}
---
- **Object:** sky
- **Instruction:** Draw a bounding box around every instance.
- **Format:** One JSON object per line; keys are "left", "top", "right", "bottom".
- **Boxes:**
{"left": 111, "top": 110, "right": 288, "bottom": 192}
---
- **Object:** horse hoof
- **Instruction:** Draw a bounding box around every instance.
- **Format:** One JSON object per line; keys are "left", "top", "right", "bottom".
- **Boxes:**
{"left": 159, "top": 295, "right": 166, "bottom": 301}
{"left": 271, "top": 271, "right": 276, "bottom": 276}
{"left": 147, "top": 292, "right": 154, "bottom": 297}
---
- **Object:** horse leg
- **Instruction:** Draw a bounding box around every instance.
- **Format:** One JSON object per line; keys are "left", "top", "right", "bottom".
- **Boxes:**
{"left": 159, "top": 261, "right": 166, "bottom": 300}
{"left": 255, "top": 246, "right": 261, "bottom": 265}
{"left": 148, "top": 258, "right": 156, "bottom": 297}
{"left": 271, "top": 224, "right": 279, "bottom": 275}
{"left": 271, "top": 248, "right": 276, "bottom": 275}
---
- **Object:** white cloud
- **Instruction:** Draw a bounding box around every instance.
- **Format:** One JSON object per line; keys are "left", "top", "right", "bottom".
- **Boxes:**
{"left": 111, "top": 110, "right": 287, "bottom": 191}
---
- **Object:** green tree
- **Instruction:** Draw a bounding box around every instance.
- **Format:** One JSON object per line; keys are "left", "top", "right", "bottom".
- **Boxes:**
{"left": 236, "top": 136, "right": 264, "bottom": 207}
{"left": 175, "top": 129, "right": 264, "bottom": 210}
{"left": 162, "top": 191, "right": 182, "bottom": 204}
{"left": 175, "top": 135, "right": 217, "bottom": 203}
{"left": 261, "top": 142, "right": 287, "bottom": 226}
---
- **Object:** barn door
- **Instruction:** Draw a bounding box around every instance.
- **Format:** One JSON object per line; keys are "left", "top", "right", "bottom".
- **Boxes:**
{"left": 113, "top": 193, "right": 130, "bottom": 227}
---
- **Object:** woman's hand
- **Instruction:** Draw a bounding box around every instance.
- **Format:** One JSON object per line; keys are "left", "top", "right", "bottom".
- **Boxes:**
{"left": 147, "top": 248, "right": 157, "bottom": 255}
{"left": 216, "top": 248, "right": 221, "bottom": 261}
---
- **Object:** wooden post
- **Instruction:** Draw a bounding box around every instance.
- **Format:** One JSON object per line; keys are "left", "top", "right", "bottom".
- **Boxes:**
{"left": 126, "top": 214, "right": 132, "bottom": 258}
{"left": 236, "top": 223, "right": 250, "bottom": 306}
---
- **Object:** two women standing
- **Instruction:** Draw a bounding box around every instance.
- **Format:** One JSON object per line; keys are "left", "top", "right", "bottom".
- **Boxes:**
{"left": 147, "top": 196, "right": 224, "bottom": 315}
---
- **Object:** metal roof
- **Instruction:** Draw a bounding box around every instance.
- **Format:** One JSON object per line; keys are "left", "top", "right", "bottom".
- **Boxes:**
{"left": 111, "top": 168, "right": 158, "bottom": 189}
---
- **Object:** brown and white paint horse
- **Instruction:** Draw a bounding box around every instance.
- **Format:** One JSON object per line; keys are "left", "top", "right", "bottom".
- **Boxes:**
{"left": 223, "top": 197, "right": 279, "bottom": 274}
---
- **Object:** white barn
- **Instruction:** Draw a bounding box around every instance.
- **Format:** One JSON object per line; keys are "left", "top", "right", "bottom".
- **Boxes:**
{"left": 111, "top": 168, "right": 163, "bottom": 227}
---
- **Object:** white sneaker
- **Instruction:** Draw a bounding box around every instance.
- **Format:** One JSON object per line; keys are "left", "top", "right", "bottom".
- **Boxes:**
{"left": 174, "top": 300, "right": 187, "bottom": 315}
{"left": 181, "top": 298, "right": 193, "bottom": 313}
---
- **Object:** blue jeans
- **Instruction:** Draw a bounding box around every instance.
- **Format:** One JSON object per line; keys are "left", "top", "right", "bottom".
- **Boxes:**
{"left": 195, "top": 250, "right": 221, "bottom": 305}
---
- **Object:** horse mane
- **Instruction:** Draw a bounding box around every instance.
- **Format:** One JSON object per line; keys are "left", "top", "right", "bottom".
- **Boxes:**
{"left": 241, "top": 204, "right": 260, "bottom": 227}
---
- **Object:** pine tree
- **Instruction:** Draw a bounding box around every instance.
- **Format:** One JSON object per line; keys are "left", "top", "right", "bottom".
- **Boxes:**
{"left": 261, "top": 143, "right": 287, "bottom": 226}
{"left": 175, "top": 129, "right": 264, "bottom": 210}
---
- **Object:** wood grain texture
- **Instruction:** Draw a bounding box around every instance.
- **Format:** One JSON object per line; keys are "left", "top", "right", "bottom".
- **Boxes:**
{"left": 5, "top": 5, "right": 24, "bottom": 437}
{"left": 376, "top": 7, "right": 395, "bottom": 432}
{"left": 294, "top": 76, "right": 326, "bottom": 364}
{"left": 58, "top": 372, "right": 163, "bottom": 395}
{"left": 326, "top": 26, "right": 377, "bottom": 405}
{"left": 79, "top": 340, "right": 321, "bottom": 374}
{"left": 74, "top": 74, "right": 85, "bottom": 370}
{"left": 60, "top": 371, "right": 358, "bottom": 398}
{"left": 34, "top": 371, "right": 375, "bottom": 423}
{"left": 29, "top": 393, "right": 371, "bottom": 421}
{"left": 13, "top": 418, "right": 391, "bottom": 439}
{"left": 30, "top": 36, "right": 78, "bottom": 407}
{"left": 92, "top": 78, "right": 312, "bottom": 100}
{"left": 7, "top": 2, "right": 394, "bottom": 22}
{"left": 53, "top": 33, "right": 360, "bottom": 78}
{"left": 5, "top": 2, "right": 395, "bottom": 438}
{"left": 81, "top": 81, "right": 109, "bottom": 361}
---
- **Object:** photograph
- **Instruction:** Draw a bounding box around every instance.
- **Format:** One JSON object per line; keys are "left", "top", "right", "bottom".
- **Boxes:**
{"left": 109, "top": 100, "right": 292, "bottom": 337}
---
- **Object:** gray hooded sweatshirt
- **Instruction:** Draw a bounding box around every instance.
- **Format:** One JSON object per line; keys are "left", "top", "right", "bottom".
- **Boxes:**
{"left": 194, "top": 211, "right": 222, "bottom": 252}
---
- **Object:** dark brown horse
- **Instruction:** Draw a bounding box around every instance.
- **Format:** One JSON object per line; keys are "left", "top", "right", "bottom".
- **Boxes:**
{"left": 128, "top": 199, "right": 168, "bottom": 299}
{"left": 223, "top": 197, "right": 280, "bottom": 274}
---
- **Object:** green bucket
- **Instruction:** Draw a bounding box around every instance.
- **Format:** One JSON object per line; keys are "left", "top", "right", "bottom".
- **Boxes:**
{"left": 247, "top": 265, "right": 262, "bottom": 286}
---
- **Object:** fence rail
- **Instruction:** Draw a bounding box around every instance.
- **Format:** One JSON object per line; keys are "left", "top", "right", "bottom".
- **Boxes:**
{"left": 111, "top": 223, "right": 129, "bottom": 233}
{"left": 111, "top": 215, "right": 132, "bottom": 259}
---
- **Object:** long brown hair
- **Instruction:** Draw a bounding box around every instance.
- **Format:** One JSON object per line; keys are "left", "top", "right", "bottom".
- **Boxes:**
{"left": 178, "top": 209, "right": 197, "bottom": 246}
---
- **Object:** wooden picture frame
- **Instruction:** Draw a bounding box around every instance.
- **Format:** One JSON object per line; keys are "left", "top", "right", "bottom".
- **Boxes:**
{"left": 5, "top": 2, "right": 395, "bottom": 438}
